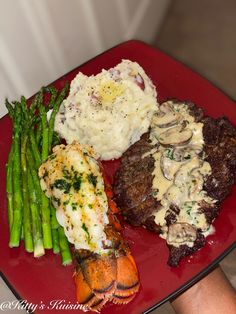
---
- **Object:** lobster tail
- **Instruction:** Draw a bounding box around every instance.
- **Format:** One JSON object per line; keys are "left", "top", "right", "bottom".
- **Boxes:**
{"left": 74, "top": 267, "right": 108, "bottom": 312}
{"left": 74, "top": 227, "right": 140, "bottom": 312}
{"left": 77, "top": 251, "right": 117, "bottom": 298}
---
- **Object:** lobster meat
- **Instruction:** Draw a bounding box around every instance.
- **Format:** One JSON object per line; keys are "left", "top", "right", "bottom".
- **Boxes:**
{"left": 39, "top": 142, "right": 139, "bottom": 312}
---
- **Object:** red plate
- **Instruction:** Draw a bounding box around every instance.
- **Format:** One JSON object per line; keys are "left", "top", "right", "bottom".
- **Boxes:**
{"left": 0, "top": 40, "right": 235, "bottom": 314}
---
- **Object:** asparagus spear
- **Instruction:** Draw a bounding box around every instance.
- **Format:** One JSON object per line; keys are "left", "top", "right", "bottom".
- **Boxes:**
{"left": 6, "top": 98, "right": 16, "bottom": 231}
{"left": 44, "top": 86, "right": 58, "bottom": 111}
{"left": 21, "top": 133, "right": 34, "bottom": 252}
{"left": 58, "top": 226, "right": 72, "bottom": 265}
{"left": 29, "top": 92, "right": 39, "bottom": 117}
{"left": 19, "top": 96, "right": 34, "bottom": 252}
{"left": 6, "top": 144, "right": 14, "bottom": 231}
{"left": 27, "top": 169, "right": 45, "bottom": 257}
{"left": 26, "top": 149, "right": 42, "bottom": 208}
{"left": 50, "top": 204, "right": 60, "bottom": 229}
{"left": 40, "top": 193, "right": 52, "bottom": 249}
{"left": 36, "top": 123, "right": 42, "bottom": 146}
{"left": 34, "top": 90, "right": 52, "bottom": 249}
{"left": 5, "top": 99, "right": 14, "bottom": 119}
{"left": 48, "top": 83, "right": 69, "bottom": 151}
{"left": 29, "top": 129, "right": 41, "bottom": 168}
{"left": 38, "top": 89, "right": 49, "bottom": 162}
{"left": 9, "top": 105, "right": 23, "bottom": 247}
{"left": 52, "top": 229, "right": 60, "bottom": 254}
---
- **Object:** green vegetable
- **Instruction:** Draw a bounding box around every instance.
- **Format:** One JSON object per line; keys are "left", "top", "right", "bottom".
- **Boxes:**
{"left": 9, "top": 105, "right": 23, "bottom": 247}
{"left": 39, "top": 90, "right": 49, "bottom": 162}
{"left": 21, "top": 132, "right": 34, "bottom": 252}
{"left": 52, "top": 228, "right": 60, "bottom": 254}
{"left": 58, "top": 226, "right": 72, "bottom": 266}
{"left": 27, "top": 169, "right": 44, "bottom": 257}
{"left": 48, "top": 83, "right": 69, "bottom": 151}
{"left": 5, "top": 83, "right": 71, "bottom": 265}
{"left": 6, "top": 145, "right": 14, "bottom": 232}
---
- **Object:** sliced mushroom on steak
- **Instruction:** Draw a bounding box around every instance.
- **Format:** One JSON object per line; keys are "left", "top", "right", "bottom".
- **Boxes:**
{"left": 152, "top": 101, "right": 181, "bottom": 128}
{"left": 158, "top": 124, "right": 193, "bottom": 147}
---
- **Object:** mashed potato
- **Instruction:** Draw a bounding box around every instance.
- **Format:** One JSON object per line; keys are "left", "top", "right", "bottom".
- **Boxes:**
{"left": 54, "top": 59, "right": 158, "bottom": 160}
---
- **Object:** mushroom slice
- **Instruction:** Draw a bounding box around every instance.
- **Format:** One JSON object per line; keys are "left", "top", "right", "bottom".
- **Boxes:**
{"left": 160, "top": 151, "right": 183, "bottom": 181}
{"left": 167, "top": 222, "right": 197, "bottom": 246}
{"left": 152, "top": 102, "right": 181, "bottom": 128}
{"left": 174, "top": 156, "right": 201, "bottom": 186}
{"left": 158, "top": 125, "right": 193, "bottom": 147}
{"left": 173, "top": 145, "right": 202, "bottom": 162}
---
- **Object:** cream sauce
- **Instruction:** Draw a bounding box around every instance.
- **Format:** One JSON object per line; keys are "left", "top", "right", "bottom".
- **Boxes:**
{"left": 150, "top": 101, "right": 217, "bottom": 247}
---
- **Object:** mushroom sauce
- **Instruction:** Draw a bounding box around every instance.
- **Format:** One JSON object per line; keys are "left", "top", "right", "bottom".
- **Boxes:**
{"left": 149, "top": 101, "right": 217, "bottom": 248}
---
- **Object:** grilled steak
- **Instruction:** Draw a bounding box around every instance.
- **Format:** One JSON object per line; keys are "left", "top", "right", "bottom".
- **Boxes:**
{"left": 113, "top": 100, "right": 236, "bottom": 266}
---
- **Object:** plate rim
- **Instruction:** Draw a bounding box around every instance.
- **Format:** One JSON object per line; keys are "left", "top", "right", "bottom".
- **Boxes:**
{"left": 1, "top": 39, "right": 236, "bottom": 314}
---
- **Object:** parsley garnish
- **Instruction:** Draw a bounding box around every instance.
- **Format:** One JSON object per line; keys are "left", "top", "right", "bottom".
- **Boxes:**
{"left": 82, "top": 223, "right": 91, "bottom": 243}
{"left": 73, "top": 176, "right": 82, "bottom": 191}
{"left": 53, "top": 179, "right": 71, "bottom": 194}
{"left": 87, "top": 173, "right": 97, "bottom": 187}
{"left": 166, "top": 149, "right": 174, "bottom": 160}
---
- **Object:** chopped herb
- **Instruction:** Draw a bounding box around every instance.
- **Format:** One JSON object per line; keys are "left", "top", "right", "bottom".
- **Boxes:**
{"left": 71, "top": 203, "right": 77, "bottom": 211}
{"left": 88, "top": 204, "right": 93, "bottom": 209}
{"left": 166, "top": 149, "right": 174, "bottom": 160}
{"left": 82, "top": 223, "right": 91, "bottom": 243}
{"left": 53, "top": 179, "right": 71, "bottom": 194}
{"left": 62, "top": 167, "right": 71, "bottom": 180}
{"left": 186, "top": 208, "right": 191, "bottom": 215}
{"left": 63, "top": 199, "right": 70, "bottom": 206}
{"left": 152, "top": 190, "right": 158, "bottom": 196}
{"left": 87, "top": 173, "right": 97, "bottom": 187}
{"left": 73, "top": 176, "right": 82, "bottom": 191}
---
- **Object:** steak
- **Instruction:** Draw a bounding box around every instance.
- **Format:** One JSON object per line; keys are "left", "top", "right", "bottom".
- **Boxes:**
{"left": 113, "top": 100, "right": 236, "bottom": 266}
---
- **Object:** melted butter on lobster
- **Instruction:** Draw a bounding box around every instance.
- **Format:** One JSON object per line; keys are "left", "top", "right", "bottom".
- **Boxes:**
{"left": 39, "top": 142, "right": 139, "bottom": 312}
